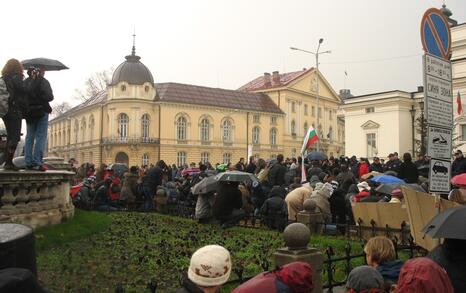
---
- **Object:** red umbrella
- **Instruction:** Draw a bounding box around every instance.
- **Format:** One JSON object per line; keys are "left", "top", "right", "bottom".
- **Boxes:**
{"left": 451, "top": 173, "right": 466, "bottom": 187}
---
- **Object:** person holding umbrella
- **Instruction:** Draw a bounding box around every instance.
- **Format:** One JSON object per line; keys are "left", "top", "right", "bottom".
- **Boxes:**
{"left": 1, "top": 59, "right": 40, "bottom": 170}
{"left": 23, "top": 66, "right": 53, "bottom": 171}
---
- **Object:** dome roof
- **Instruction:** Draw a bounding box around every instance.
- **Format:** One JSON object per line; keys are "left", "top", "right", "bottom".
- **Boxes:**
{"left": 110, "top": 46, "right": 154, "bottom": 86}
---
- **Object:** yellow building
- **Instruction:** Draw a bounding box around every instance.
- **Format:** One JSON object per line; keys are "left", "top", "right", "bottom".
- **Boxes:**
{"left": 239, "top": 69, "right": 345, "bottom": 157}
{"left": 48, "top": 46, "right": 344, "bottom": 166}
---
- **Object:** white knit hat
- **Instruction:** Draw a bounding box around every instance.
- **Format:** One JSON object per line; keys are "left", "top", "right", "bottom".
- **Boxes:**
{"left": 188, "top": 245, "right": 232, "bottom": 287}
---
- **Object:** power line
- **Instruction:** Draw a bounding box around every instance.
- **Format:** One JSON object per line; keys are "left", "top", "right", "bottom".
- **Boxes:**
{"left": 322, "top": 53, "right": 422, "bottom": 65}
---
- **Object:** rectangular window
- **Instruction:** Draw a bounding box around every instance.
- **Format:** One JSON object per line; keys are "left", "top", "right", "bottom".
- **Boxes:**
{"left": 318, "top": 107, "right": 322, "bottom": 118}
{"left": 201, "top": 152, "right": 209, "bottom": 164}
{"left": 271, "top": 116, "right": 277, "bottom": 124}
{"left": 177, "top": 152, "right": 187, "bottom": 167}
{"left": 253, "top": 114, "right": 260, "bottom": 123}
{"left": 365, "top": 107, "right": 375, "bottom": 113}
{"left": 329, "top": 110, "right": 333, "bottom": 120}
{"left": 367, "top": 133, "right": 377, "bottom": 158}
{"left": 461, "top": 125, "right": 466, "bottom": 141}
{"left": 304, "top": 104, "right": 308, "bottom": 115}
{"left": 223, "top": 153, "right": 231, "bottom": 164}
{"left": 312, "top": 106, "right": 315, "bottom": 117}
{"left": 291, "top": 101, "right": 296, "bottom": 113}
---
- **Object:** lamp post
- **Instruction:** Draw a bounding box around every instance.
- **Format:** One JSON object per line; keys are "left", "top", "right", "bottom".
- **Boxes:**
{"left": 410, "top": 105, "right": 416, "bottom": 156}
{"left": 290, "top": 39, "right": 331, "bottom": 152}
{"left": 418, "top": 101, "right": 425, "bottom": 155}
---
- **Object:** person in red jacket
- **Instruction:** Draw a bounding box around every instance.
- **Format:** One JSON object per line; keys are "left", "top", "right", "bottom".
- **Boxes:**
{"left": 358, "top": 158, "right": 370, "bottom": 179}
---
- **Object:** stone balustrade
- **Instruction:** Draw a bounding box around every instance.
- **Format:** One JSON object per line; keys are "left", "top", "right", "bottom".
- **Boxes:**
{"left": 0, "top": 170, "right": 75, "bottom": 230}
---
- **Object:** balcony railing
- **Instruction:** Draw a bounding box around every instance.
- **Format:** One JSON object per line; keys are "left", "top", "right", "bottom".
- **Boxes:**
{"left": 101, "top": 137, "right": 160, "bottom": 144}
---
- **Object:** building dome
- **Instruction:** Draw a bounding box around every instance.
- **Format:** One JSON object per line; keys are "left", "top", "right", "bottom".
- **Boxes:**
{"left": 110, "top": 45, "right": 154, "bottom": 86}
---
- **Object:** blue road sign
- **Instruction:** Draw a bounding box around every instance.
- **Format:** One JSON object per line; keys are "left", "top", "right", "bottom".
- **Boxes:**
{"left": 421, "top": 8, "right": 451, "bottom": 60}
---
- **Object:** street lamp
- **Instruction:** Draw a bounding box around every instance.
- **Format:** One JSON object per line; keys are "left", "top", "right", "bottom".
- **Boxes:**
{"left": 418, "top": 101, "right": 425, "bottom": 155}
{"left": 290, "top": 39, "right": 331, "bottom": 152}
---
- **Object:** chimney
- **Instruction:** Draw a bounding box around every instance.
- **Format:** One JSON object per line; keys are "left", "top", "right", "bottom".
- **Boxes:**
{"left": 272, "top": 71, "right": 280, "bottom": 84}
{"left": 417, "top": 86, "right": 424, "bottom": 93}
{"left": 263, "top": 72, "right": 271, "bottom": 87}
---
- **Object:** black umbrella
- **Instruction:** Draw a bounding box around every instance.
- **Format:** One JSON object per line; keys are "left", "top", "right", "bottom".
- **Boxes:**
{"left": 422, "top": 206, "right": 466, "bottom": 240}
{"left": 306, "top": 151, "right": 327, "bottom": 161}
{"left": 375, "top": 183, "right": 426, "bottom": 195}
{"left": 21, "top": 58, "right": 69, "bottom": 71}
{"left": 214, "top": 171, "right": 258, "bottom": 183}
{"left": 191, "top": 176, "right": 218, "bottom": 195}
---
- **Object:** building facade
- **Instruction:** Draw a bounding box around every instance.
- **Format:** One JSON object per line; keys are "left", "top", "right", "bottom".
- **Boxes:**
{"left": 452, "top": 22, "right": 466, "bottom": 151}
{"left": 239, "top": 69, "right": 345, "bottom": 157}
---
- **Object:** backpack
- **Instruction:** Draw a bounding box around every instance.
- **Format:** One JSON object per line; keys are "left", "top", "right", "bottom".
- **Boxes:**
{"left": 0, "top": 77, "right": 10, "bottom": 118}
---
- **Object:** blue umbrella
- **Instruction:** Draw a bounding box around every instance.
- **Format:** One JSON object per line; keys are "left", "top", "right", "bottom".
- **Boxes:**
{"left": 370, "top": 175, "right": 405, "bottom": 184}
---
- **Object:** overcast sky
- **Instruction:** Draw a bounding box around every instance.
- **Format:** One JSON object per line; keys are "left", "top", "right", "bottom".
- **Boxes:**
{"left": 1, "top": 0, "right": 465, "bottom": 108}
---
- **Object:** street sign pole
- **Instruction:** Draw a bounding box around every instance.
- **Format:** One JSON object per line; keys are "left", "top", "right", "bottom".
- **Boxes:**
{"left": 420, "top": 8, "right": 452, "bottom": 194}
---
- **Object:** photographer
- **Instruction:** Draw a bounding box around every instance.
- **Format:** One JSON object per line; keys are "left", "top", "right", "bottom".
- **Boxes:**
{"left": 24, "top": 67, "right": 53, "bottom": 171}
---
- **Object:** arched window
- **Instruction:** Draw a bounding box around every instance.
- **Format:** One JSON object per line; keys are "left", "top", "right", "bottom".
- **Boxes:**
{"left": 304, "top": 122, "right": 308, "bottom": 134}
{"left": 74, "top": 120, "right": 79, "bottom": 143}
{"left": 270, "top": 128, "right": 277, "bottom": 145}
{"left": 118, "top": 113, "right": 129, "bottom": 139}
{"left": 142, "top": 153, "right": 149, "bottom": 166}
{"left": 141, "top": 114, "right": 150, "bottom": 141}
{"left": 252, "top": 126, "right": 260, "bottom": 144}
{"left": 201, "top": 152, "right": 209, "bottom": 164}
{"left": 176, "top": 116, "right": 187, "bottom": 140}
{"left": 177, "top": 152, "right": 187, "bottom": 166}
{"left": 200, "top": 118, "right": 210, "bottom": 141}
{"left": 291, "top": 120, "right": 296, "bottom": 135}
{"left": 89, "top": 116, "right": 95, "bottom": 141}
{"left": 223, "top": 153, "right": 231, "bottom": 164}
{"left": 81, "top": 118, "right": 86, "bottom": 142}
{"left": 222, "top": 119, "right": 232, "bottom": 142}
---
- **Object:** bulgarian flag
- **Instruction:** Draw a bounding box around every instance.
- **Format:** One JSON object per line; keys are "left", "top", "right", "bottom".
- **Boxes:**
{"left": 300, "top": 126, "right": 319, "bottom": 154}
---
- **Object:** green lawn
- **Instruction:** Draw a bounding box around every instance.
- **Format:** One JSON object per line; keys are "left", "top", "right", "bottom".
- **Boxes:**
{"left": 36, "top": 211, "right": 363, "bottom": 293}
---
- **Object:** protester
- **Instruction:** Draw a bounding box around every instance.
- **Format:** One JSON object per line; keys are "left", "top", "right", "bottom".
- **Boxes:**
{"left": 284, "top": 183, "right": 313, "bottom": 221}
{"left": 396, "top": 257, "right": 453, "bottom": 293}
{"left": 119, "top": 166, "right": 139, "bottom": 209}
{"left": 428, "top": 238, "right": 466, "bottom": 293}
{"left": 23, "top": 67, "right": 53, "bottom": 171}
{"left": 245, "top": 156, "right": 256, "bottom": 174}
{"left": 1, "top": 59, "right": 38, "bottom": 170}
{"left": 142, "top": 161, "right": 165, "bottom": 211}
{"left": 452, "top": 150, "right": 466, "bottom": 177}
{"left": 370, "top": 157, "right": 384, "bottom": 173}
{"left": 358, "top": 158, "right": 370, "bottom": 179}
{"left": 336, "top": 164, "right": 355, "bottom": 186}
{"left": 353, "top": 182, "right": 371, "bottom": 202}
{"left": 364, "top": 236, "right": 403, "bottom": 290}
{"left": 260, "top": 186, "right": 288, "bottom": 230}
{"left": 448, "top": 188, "right": 466, "bottom": 205}
{"left": 232, "top": 262, "right": 313, "bottom": 293}
{"left": 397, "top": 153, "right": 418, "bottom": 183}
{"left": 268, "top": 154, "right": 287, "bottom": 186}
{"left": 235, "top": 157, "right": 245, "bottom": 171}
{"left": 310, "top": 183, "right": 331, "bottom": 221}
{"left": 346, "top": 265, "right": 384, "bottom": 293}
{"left": 177, "top": 245, "right": 231, "bottom": 293}
{"left": 388, "top": 189, "right": 403, "bottom": 203}
{"left": 212, "top": 181, "right": 245, "bottom": 228}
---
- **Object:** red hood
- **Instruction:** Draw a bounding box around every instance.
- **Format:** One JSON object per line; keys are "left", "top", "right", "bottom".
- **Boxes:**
{"left": 275, "top": 262, "right": 313, "bottom": 293}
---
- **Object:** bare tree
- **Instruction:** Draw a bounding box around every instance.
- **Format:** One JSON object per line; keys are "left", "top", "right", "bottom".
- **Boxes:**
{"left": 51, "top": 101, "right": 72, "bottom": 118}
{"left": 74, "top": 69, "right": 113, "bottom": 102}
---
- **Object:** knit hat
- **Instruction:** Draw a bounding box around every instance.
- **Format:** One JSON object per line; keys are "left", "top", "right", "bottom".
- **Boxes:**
{"left": 188, "top": 245, "right": 232, "bottom": 287}
{"left": 346, "top": 265, "right": 384, "bottom": 292}
{"left": 357, "top": 182, "right": 371, "bottom": 192}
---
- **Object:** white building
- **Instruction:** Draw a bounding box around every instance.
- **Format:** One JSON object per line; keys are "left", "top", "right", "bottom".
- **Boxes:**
{"left": 343, "top": 7, "right": 465, "bottom": 159}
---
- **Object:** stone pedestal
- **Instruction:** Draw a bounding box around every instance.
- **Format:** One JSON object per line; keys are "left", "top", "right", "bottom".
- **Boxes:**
{"left": 273, "top": 223, "right": 324, "bottom": 293}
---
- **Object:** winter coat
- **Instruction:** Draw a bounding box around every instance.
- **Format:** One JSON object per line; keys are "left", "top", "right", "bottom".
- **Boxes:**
{"left": 352, "top": 191, "right": 370, "bottom": 202}
{"left": 260, "top": 194, "right": 288, "bottom": 230}
{"left": 3, "top": 73, "right": 38, "bottom": 114}
{"left": 143, "top": 166, "right": 162, "bottom": 189}
{"left": 268, "top": 163, "right": 287, "bottom": 186}
{"left": 24, "top": 75, "right": 53, "bottom": 121}
{"left": 336, "top": 171, "right": 355, "bottom": 186}
{"left": 310, "top": 189, "right": 331, "bottom": 221}
{"left": 358, "top": 162, "right": 370, "bottom": 178}
{"left": 285, "top": 186, "right": 312, "bottom": 221}
{"left": 195, "top": 192, "right": 215, "bottom": 220}
{"left": 398, "top": 162, "right": 419, "bottom": 183}
{"left": 377, "top": 260, "right": 403, "bottom": 284}
{"left": 329, "top": 188, "right": 347, "bottom": 223}
{"left": 451, "top": 157, "right": 466, "bottom": 177}
{"left": 370, "top": 163, "right": 384, "bottom": 173}
{"left": 245, "top": 163, "right": 256, "bottom": 174}
{"left": 212, "top": 183, "right": 242, "bottom": 220}
{"left": 428, "top": 239, "right": 466, "bottom": 293}
{"left": 385, "top": 159, "right": 401, "bottom": 174}
{"left": 119, "top": 173, "right": 138, "bottom": 203}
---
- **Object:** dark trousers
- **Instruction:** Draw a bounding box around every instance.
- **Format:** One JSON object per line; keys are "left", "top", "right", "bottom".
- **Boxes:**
{"left": 218, "top": 209, "right": 246, "bottom": 228}
{"left": 2, "top": 108, "right": 22, "bottom": 149}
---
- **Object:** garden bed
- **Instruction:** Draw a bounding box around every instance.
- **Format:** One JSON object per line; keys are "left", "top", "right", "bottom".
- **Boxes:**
{"left": 36, "top": 210, "right": 363, "bottom": 292}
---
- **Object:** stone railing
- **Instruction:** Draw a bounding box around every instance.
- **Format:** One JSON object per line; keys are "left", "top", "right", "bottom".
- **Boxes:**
{"left": 0, "top": 170, "right": 75, "bottom": 230}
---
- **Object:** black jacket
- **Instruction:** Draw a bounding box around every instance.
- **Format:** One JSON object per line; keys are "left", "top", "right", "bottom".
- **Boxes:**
{"left": 451, "top": 157, "right": 466, "bottom": 177}
{"left": 370, "top": 163, "right": 384, "bottom": 173}
{"left": 212, "top": 183, "right": 242, "bottom": 219}
{"left": 24, "top": 76, "right": 53, "bottom": 114}
{"left": 143, "top": 166, "right": 162, "bottom": 189}
{"left": 268, "top": 163, "right": 287, "bottom": 186}
{"left": 397, "top": 162, "right": 419, "bottom": 183}
{"left": 3, "top": 74, "right": 38, "bottom": 113}
{"left": 428, "top": 239, "right": 466, "bottom": 293}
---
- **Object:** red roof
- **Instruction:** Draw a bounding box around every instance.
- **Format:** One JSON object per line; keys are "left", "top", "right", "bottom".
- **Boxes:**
{"left": 238, "top": 68, "right": 314, "bottom": 92}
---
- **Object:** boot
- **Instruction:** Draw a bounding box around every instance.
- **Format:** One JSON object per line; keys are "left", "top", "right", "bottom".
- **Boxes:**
{"left": 3, "top": 147, "right": 19, "bottom": 171}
